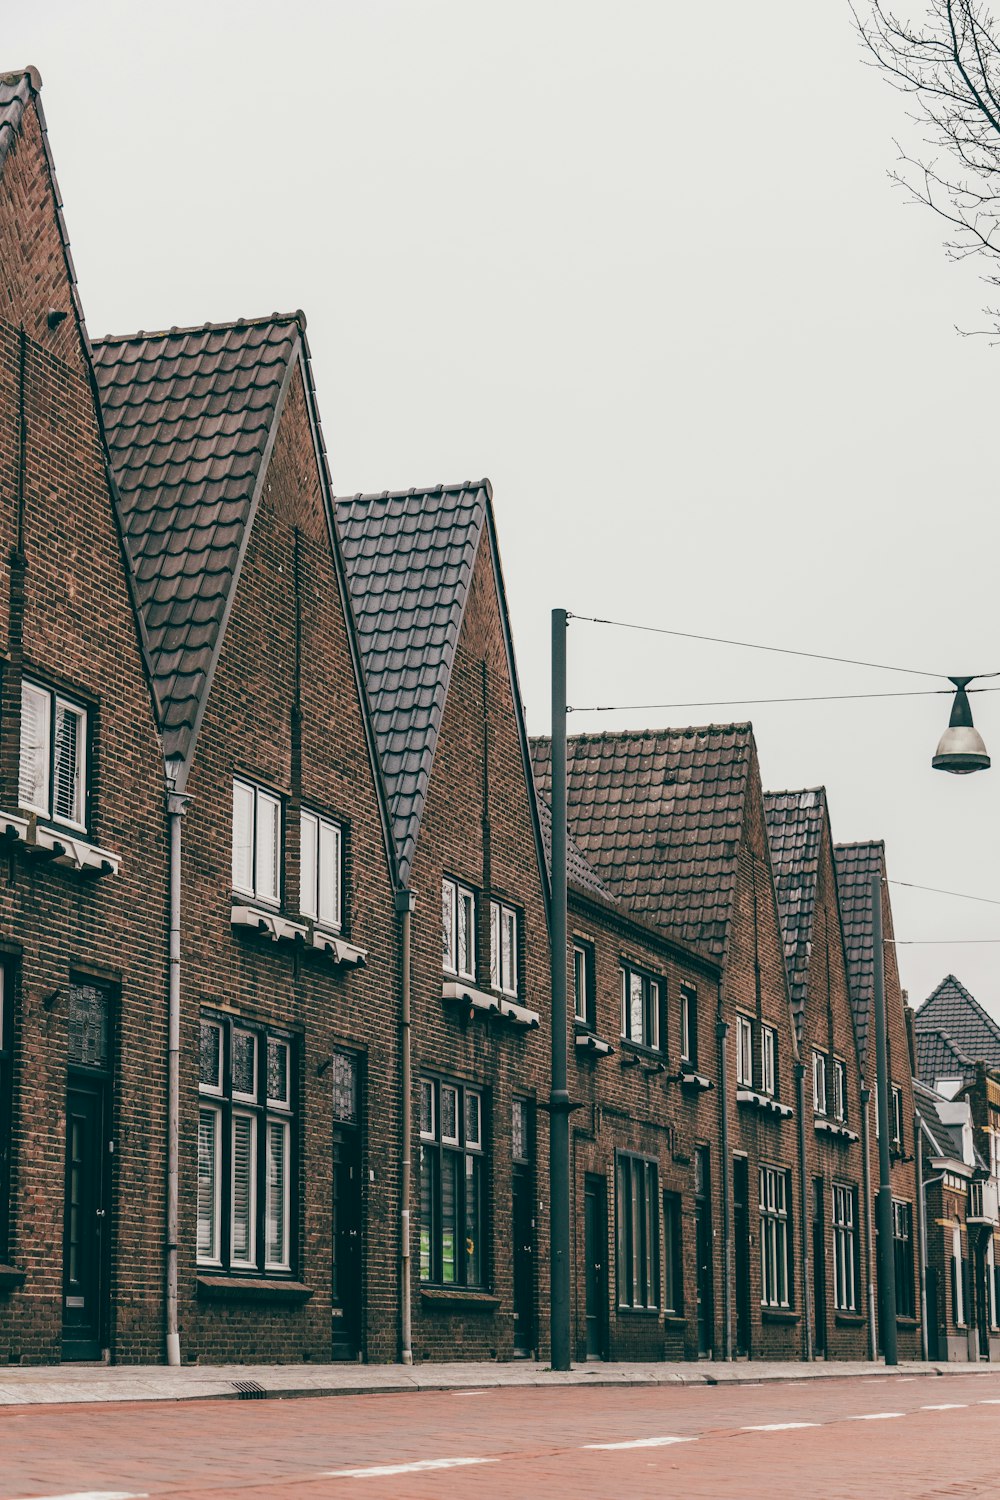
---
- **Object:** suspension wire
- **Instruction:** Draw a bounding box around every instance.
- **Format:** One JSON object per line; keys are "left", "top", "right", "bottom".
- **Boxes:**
{"left": 565, "top": 686, "right": 1000, "bottom": 715}
{"left": 889, "top": 879, "right": 1000, "bottom": 909}
{"left": 889, "top": 938, "right": 1000, "bottom": 945}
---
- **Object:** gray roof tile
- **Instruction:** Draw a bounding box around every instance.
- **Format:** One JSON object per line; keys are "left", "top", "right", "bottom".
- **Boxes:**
{"left": 534, "top": 794, "right": 618, "bottom": 904}
{"left": 92, "top": 316, "right": 301, "bottom": 762}
{"left": 335, "top": 484, "right": 487, "bottom": 885}
{"left": 833, "top": 840, "right": 885, "bottom": 1075}
{"left": 914, "top": 974, "right": 1000, "bottom": 1070}
{"left": 0, "top": 68, "right": 34, "bottom": 176}
{"left": 764, "top": 788, "right": 825, "bottom": 1031}
{"left": 530, "top": 725, "right": 752, "bottom": 961}
{"left": 914, "top": 1026, "right": 977, "bottom": 1091}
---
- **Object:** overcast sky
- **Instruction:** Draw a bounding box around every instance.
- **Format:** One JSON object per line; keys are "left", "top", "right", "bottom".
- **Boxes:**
{"left": 9, "top": 1, "right": 1000, "bottom": 1018}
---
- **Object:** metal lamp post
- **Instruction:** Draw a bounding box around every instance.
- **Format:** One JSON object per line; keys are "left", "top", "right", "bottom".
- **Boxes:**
{"left": 871, "top": 871, "right": 897, "bottom": 1365}
{"left": 549, "top": 608, "right": 572, "bottom": 1371}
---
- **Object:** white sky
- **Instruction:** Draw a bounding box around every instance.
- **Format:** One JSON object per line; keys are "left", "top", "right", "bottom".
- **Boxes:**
{"left": 9, "top": 0, "right": 1000, "bottom": 1020}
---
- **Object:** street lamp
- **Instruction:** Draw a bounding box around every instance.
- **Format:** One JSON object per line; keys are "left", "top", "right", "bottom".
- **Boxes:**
{"left": 933, "top": 677, "right": 991, "bottom": 774}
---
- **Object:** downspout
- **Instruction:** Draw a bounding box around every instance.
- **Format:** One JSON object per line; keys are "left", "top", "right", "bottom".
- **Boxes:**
{"left": 397, "top": 887, "right": 415, "bottom": 1366}
{"left": 717, "top": 1007, "right": 732, "bottom": 1361}
{"left": 861, "top": 1084, "right": 877, "bottom": 1359}
{"left": 795, "top": 1059, "right": 813, "bottom": 1361}
{"left": 915, "top": 1106, "right": 928, "bottom": 1361}
{"left": 165, "top": 772, "right": 189, "bottom": 1367}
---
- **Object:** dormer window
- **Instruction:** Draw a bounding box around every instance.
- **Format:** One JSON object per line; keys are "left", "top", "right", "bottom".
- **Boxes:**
{"left": 300, "top": 809, "right": 342, "bottom": 930}
{"left": 19, "top": 680, "right": 88, "bottom": 830}
{"left": 232, "top": 778, "right": 281, "bottom": 906}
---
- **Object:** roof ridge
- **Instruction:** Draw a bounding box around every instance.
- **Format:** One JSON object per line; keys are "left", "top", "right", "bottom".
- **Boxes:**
{"left": 915, "top": 1024, "right": 978, "bottom": 1069}
{"left": 764, "top": 785, "right": 827, "bottom": 801}
{"left": 531, "top": 722, "right": 754, "bottom": 745}
{"left": 94, "top": 311, "right": 307, "bottom": 347}
{"left": 0, "top": 66, "right": 41, "bottom": 89}
{"left": 834, "top": 838, "right": 886, "bottom": 854}
{"left": 336, "top": 479, "right": 490, "bottom": 506}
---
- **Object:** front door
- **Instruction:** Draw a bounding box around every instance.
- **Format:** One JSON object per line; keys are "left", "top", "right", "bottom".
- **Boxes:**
{"left": 331, "top": 1125, "right": 362, "bottom": 1360}
{"left": 62, "top": 1081, "right": 108, "bottom": 1360}
{"left": 695, "top": 1146, "right": 714, "bottom": 1357}
{"left": 733, "top": 1155, "right": 751, "bottom": 1357}
{"left": 812, "top": 1177, "right": 827, "bottom": 1356}
{"left": 584, "top": 1175, "right": 608, "bottom": 1359}
{"left": 512, "top": 1164, "right": 535, "bottom": 1355}
{"left": 976, "top": 1245, "right": 991, "bottom": 1360}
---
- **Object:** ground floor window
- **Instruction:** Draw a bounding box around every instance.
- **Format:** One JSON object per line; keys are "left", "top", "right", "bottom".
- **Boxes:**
{"left": 759, "top": 1165, "right": 791, "bottom": 1308}
{"left": 662, "top": 1190, "right": 683, "bottom": 1314}
{"left": 197, "top": 1014, "right": 295, "bottom": 1275}
{"left": 951, "top": 1218, "right": 965, "bottom": 1327}
{"left": 832, "top": 1184, "right": 858, "bottom": 1312}
{"left": 0, "top": 966, "right": 11, "bottom": 1259}
{"left": 419, "top": 1077, "right": 486, "bottom": 1287}
{"left": 616, "top": 1152, "right": 659, "bottom": 1309}
{"left": 892, "top": 1199, "right": 914, "bottom": 1318}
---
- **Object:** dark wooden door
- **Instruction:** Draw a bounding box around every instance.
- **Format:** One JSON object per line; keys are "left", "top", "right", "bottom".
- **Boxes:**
{"left": 512, "top": 1164, "right": 535, "bottom": 1355}
{"left": 695, "top": 1146, "right": 714, "bottom": 1357}
{"left": 62, "top": 1082, "right": 108, "bottom": 1361}
{"left": 926, "top": 1264, "right": 940, "bottom": 1360}
{"left": 584, "top": 1175, "right": 608, "bottom": 1360}
{"left": 976, "top": 1246, "right": 990, "bottom": 1359}
{"left": 331, "top": 1125, "right": 362, "bottom": 1361}
{"left": 733, "top": 1155, "right": 750, "bottom": 1357}
{"left": 812, "top": 1177, "right": 827, "bottom": 1355}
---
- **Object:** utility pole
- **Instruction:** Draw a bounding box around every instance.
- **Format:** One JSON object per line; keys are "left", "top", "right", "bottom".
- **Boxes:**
{"left": 872, "top": 871, "right": 897, "bottom": 1365}
{"left": 549, "top": 608, "right": 572, "bottom": 1370}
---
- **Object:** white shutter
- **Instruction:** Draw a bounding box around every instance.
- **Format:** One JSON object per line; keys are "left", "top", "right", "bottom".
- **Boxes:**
{"left": 53, "top": 700, "right": 85, "bottom": 826}
{"left": 231, "top": 1112, "right": 256, "bottom": 1266}
{"left": 265, "top": 1118, "right": 289, "bottom": 1269}
{"left": 232, "top": 781, "right": 254, "bottom": 894}
{"left": 299, "top": 810, "right": 317, "bottom": 918}
{"left": 318, "top": 818, "right": 340, "bottom": 928}
{"left": 256, "top": 791, "right": 280, "bottom": 904}
{"left": 197, "top": 1108, "right": 220, "bottom": 1263}
{"left": 19, "top": 682, "right": 50, "bottom": 813}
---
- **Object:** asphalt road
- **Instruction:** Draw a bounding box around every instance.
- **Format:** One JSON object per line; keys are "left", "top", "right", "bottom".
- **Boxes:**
{"left": 3, "top": 1371, "right": 1000, "bottom": 1499}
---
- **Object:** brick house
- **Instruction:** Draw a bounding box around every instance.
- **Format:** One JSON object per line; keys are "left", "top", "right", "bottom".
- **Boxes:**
{"left": 0, "top": 68, "right": 169, "bottom": 1363}
{"left": 532, "top": 725, "right": 806, "bottom": 1363}
{"left": 336, "top": 483, "right": 551, "bottom": 1363}
{"left": 765, "top": 789, "right": 869, "bottom": 1361}
{"left": 835, "top": 841, "right": 922, "bottom": 1361}
{"left": 914, "top": 974, "right": 1000, "bottom": 1095}
{"left": 91, "top": 313, "right": 400, "bottom": 1365}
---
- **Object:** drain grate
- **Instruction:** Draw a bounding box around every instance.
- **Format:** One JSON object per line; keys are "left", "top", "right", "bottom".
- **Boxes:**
{"left": 232, "top": 1379, "right": 267, "bottom": 1399}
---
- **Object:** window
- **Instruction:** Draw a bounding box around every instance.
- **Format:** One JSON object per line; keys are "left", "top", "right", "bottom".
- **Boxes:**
{"left": 812, "top": 1050, "right": 827, "bottom": 1116}
{"left": 833, "top": 1059, "right": 847, "bottom": 1123}
{"left": 19, "top": 680, "right": 88, "bottom": 829}
{"left": 620, "top": 964, "right": 661, "bottom": 1050}
{"left": 489, "top": 900, "right": 518, "bottom": 996}
{"left": 442, "top": 878, "right": 476, "bottom": 981}
{"left": 892, "top": 1199, "right": 914, "bottom": 1318}
{"left": 419, "top": 1077, "right": 485, "bottom": 1286}
{"left": 761, "top": 1025, "right": 777, "bottom": 1097}
{"left": 832, "top": 1184, "right": 857, "bottom": 1312}
{"left": 232, "top": 779, "right": 281, "bottom": 905}
{"left": 891, "top": 1085, "right": 904, "bottom": 1149}
{"left": 662, "top": 1191, "right": 684, "bottom": 1314}
{"left": 951, "top": 1218, "right": 965, "bottom": 1326}
{"left": 197, "top": 1015, "right": 294, "bottom": 1275}
{"left": 759, "top": 1165, "right": 791, "bottom": 1308}
{"left": 573, "top": 942, "right": 595, "bottom": 1028}
{"left": 299, "top": 809, "right": 342, "bottom": 929}
{"left": 0, "top": 967, "right": 11, "bottom": 1260}
{"left": 736, "top": 1014, "right": 753, "bottom": 1087}
{"left": 680, "top": 985, "right": 698, "bottom": 1067}
{"left": 512, "top": 1097, "right": 531, "bottom": 1164}
{"left": 616, "top": 1153, "right": 659, "bottom": 1309}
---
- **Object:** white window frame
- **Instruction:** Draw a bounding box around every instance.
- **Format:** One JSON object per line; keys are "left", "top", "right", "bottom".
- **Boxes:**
{"left": 490, "top": 899, "right": 519, "bottom": 997}
{"left": 736, "top": 1014, "right": 754, "bottom": 1087}
{"left": 230, "top": 1110, "right": 258, "bottom": 1268}
{"left": 442, "top": 877, "right": 476, "bottom": 981}
{"left": 833, "top": 1058, "right": 847, "bottom": 1122}
{"left": 19, "top": 679, "right": 88, "bottom": 830}
{"left": 680, "top": 985, "right": 697, "bottom": 1065}
{"left": 832, "top": 1183, "right": 857, "bottom": 1312}
{"left": 953, "top": 1218, "right": 965, "bottom": 1326}
{"left": 573, "top": 942, "right": 593, "bottom": 1026}
{"left": 197, "top": 1103, "right": 222, "bottom": 1267}
{"left": 761, "top": 1024, "right": 777, "bottom": 1097}
{"left": 620, "top": 963, "right": 661, "bottom": 1051}
{"left": 891, "top": 1084, "right": 904, "bottom": 1148}
{"left": 759, "top": 1164, "right": 791, "bottom": 1308}
{"left": 299, "top": 808, "right": 343, "bottom": 930}
{"left": 812, "top": 1050, "right": 827, "bottom": 1116}
{"left": 264, "top": 1115, "right": 291, "bottom": 1272}
{"left": 232, "top": 778, "right": 282, "bottom": 906}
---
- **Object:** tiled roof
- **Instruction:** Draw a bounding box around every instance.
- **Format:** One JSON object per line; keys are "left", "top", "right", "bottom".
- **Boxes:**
{"left": 914, "top": 974, "right": 1000, "bottom": 1070}
{"left": 764, "top": 788, "right": 825, "bottom": 1033}
{"left": 335, "top": 484, "right": 487, "bottom": 886}
{"left": 914, "top": 1026, "right": 976, "bottom": 1092}
{"left": 535, "top": 794, "right": 618, "bottom": 904}
{"left": 530, "top": 725, "right": 752, "bottom": 961}
{"left": 833, "top": 840, "right": 885, "bottom": 1076}
{"left": 914, "top": 1078, "right": 975, "bottom": 1166}
{"left": 92, "top": 316, "right": 302, "bottom": 763}
{"left": 0, "top": 68, "right": 36, "bottom": 176}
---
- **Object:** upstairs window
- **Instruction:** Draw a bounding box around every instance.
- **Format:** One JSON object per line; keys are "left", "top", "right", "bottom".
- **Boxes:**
{"left": 489, "top": 900, "right": 519, "bottom": 996}
{"left": 300, "top": 809, "right": 342, "bottom": 930}
{"left": 680, "top": 985, "right": 698, "bottom": 1067}
{"left": 620, "top": 963, "right": 661, "bottom": 1050}
{"left": 761, "top": 1024, "right": 778, "bottom": 1097}
{"left": 573, "top": 941, "right": 595, "bottom": 1029}
{"left": 442, "top": 877, "right": 476, "bottom": 980}
{"left": 812, "top": 1050, "right": 827, "bottom": 1116}
{"left": 232, "top": 779, "right": 281, "bottom": 905}
{"left": 19, "top": 680, "right": 88, "bottom": 829}
{"left": 833, "top": 1059, "right": 847, "bottom": 1122}
{"left": 736, "top": 1014, "right": 754, "bottom": 1087}
{"left": 891, "top": 1084, "right": 904, "bottom": 1149}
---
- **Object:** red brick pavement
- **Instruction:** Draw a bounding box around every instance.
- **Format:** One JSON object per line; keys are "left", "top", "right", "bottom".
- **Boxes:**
{"left": 2, "top": 1373, "right": 1000, "bottom": 1499}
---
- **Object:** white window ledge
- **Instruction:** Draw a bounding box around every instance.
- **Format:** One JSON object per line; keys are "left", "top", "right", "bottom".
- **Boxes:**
{"left": 28, "top": 822, "right": 121, "bottom": 876}
{"left": 814, "top": 1116, "right": 859, "bottom": 1144}
{"left": 737, "top": 1086, "right": 793, "bottom": 1119}
{"left": 0, "top": 812, "right": 28, "bottom": 844}
{"left": 441, "top": 980, "right": 540, "bottom": 1030}
{"left": 311, "top": 930, "right": 367, "bottom": 968}
{"left": 575, "top": 1032, "right": 615, "bottom": 1057}
{"left": 231, "top": 904, "right": 308, "bottom": 945}
{"left": 498, "top": 997, "right": 540, "bottom": 1030}
{"left": 680, "top": 1070, "right": 714, "bottom": 1092}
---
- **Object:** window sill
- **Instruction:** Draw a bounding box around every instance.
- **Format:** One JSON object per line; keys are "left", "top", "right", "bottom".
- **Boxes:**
{"left": 664, "top": 1312, "right": 686, "bottom": 1327}
{"left": 834, "top": 1311, "right": 866, "bottom": 1326}
{"left": 196, "top": 1275, "right": 313, "bottom": 1304}
{"left": 761, "top": 1307, "right": 800, "bottom": 1324}
{"left": 737, "top": 1087, "right": 793, "bottom": 1120}
{"left": 616, "top": 1305, "right": 661, "bottom": 1318}
{"left": 895, "top": 1315, "right": 919, "bottom": 1328}
{"left": 231, "top": 904, "right": 309, "bottom": 947}
{"left": 679, "top": 1070, "right": 713, "bottom": 1094}
{"left": 441, "top": 981, "right": 539, "bottom": 1031}
{"left": 419, "top": 1287, "right": 500, "bottom": 1313}
{"left": 0, "top": 1264, "right": 25, "bottom": 1294}
{"left": 814, "top": 1116, "right": 859, "bottom": 1144}
{"left": 575, "top": 1030, "right": 615, "bottom": 1058}
{"left": 16, "top": 817, "right": 121, "bottom": 876}
{"left": 310, "top": 928, "right": 367, "bottom": 968}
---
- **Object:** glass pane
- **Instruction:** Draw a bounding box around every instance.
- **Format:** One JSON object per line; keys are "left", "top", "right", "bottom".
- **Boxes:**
{"left": 332, "top": 1050, "right": 358, "bottom": 1124}
{"left": 232, "top": 1029, "right": 257, "bottom": 1098}
{"left": 441, "top": 1154, "right": 458, "bottom": 1283}
{"left": 318, "top": 819, "right": 340, "bottom": 928}
{"left": 265, "top": 1118, "right": 289, "bottom": 1268}
{"left": 256, "top": 792, "right": 280, "bottom": 903}
{"left": 465, "top": 1154, "right": 482, "bottom": 1285}
{"left": 231, "top": 1113, "right": 256, "bottom": 1266}
{"left": 465, "top": 1091, "right": 481, "bottom": 1148}
{"left": 67, "top": 982, "right": 109, "bottom": 1069}
{"left": 299, "top": 811, "right": 317, "bottom": 919}
{"left": 420, "top": 1146, "right": 435, "bottom": 1280}
{"left": 574, "top": 949, "right": 586, "bottom": 1021}
{"left": 489, "top": 902, "right": 500, "bottom": 990}
{"left": 267, "top": 1037, "right": 289, "bottom": 1106}
{"left": 458, "top": 890, "right": 475, "bottom": 976}
{"left": 512, "top": 1098, "right": 527, "bottom": 1162}
{"left": 419, "top": 1078, "right": 434, "bottom": 1139}
{"left": 442, "top": 881, "right": 455, "bottom": 971}
{"left": 503, "top": 909, "right": 517, "bottom": 992}
{"left": 630, "top": 972, "right": 643, "bottom": 1042}
{"left": 441, "top": 1084, "right": 458, "bottom": 1143}
{"left": 19, "top": 682, "right": 50, "bottom": 814}
{"left": 53, "top": 701, "right": 85, "bottom": 825}
{"left": 197, "top": 1108, "right": 219, "bottom": 1261}
{"left": 199, "top": 1020, "right": 221, "bottom": 1090}
{"left": 232, "top": 781, "right": 254, "bottom": 894}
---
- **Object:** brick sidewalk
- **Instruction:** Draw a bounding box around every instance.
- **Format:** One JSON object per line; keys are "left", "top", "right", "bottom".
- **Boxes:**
{"left": 0, "top": 1357, "right": 989, "bottom": 1407}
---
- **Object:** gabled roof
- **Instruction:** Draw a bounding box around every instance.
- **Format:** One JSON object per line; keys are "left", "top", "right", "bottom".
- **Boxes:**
{"left": 834, "top": 839, "right": 885, "bottom": 1076}
{"left": 914, "top": 974, "right": 1000, "bottom": 1070}
{"left": 764, "top": 788, "right": 826, "bottom": 1032}
{"left": 914, "top": 1077, "right": 977, "bottom": 1166}
{"left": 530, "top": 725, "right": 752, "bottom": 961}
{"left": 335, "top": 484, "right": 487, "bottom": 886}
{"left": 914, "top": 1026, "right": 977, "bottom": 1092}
{"left": 92, "top": 316, "right": 304, "bottom": 765}
{"left": 534, "top": 794, "right": 619, "bottom": 905}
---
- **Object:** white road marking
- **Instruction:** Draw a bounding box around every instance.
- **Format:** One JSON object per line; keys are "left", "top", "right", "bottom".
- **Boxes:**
{"left": 741, "top": 1422, "right": 819, "bottom": 1431}
{"left": 849, "top": 1412, "right": 905, "bottom": 1420}
{"left": 452, "top": 1389, "right": 490, "bottom": 1396}
{"left": 10, "top": 1493, "right": 149, "bottom": 1500}
{"left": 978, "top": 1398, "right": 1000, "bottom": 1404}
{"left": 325, "top": 1458, "right": 496, "bottom": 1479}
{"left": 584, "top": 1436, "right": 697, "bottom": 1450}
{"left": 921, "top": 1403, "right": 967, "bottom": 1410}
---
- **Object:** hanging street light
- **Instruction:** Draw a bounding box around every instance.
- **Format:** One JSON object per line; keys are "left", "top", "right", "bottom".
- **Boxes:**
{"left": 932, "top": 676, "right": 991, "bottom": 775}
